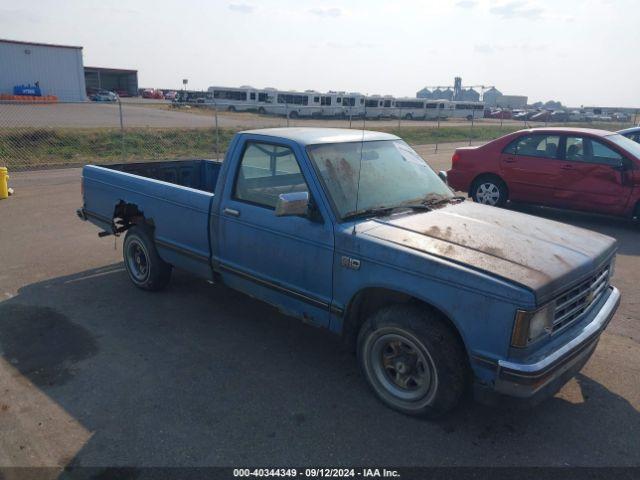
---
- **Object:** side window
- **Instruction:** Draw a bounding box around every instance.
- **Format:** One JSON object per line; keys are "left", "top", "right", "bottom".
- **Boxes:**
{"left": 508, "top": 135, "right": 560, "bottom": 159}
{"left": 234, "top": 142, "right": 309, "bottom": 209}
{"left": 565, "top": 136, "right": 586, "bottom": 161}
{"left": 503, "top": 139, "right": 518, "bottom": 155}
{"left": 591, "top": 139, "right": 623, "bottom": 166}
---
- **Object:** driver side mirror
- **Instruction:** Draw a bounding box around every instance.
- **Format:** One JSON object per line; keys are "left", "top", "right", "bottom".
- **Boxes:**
{"left": 275, "top": 191, "right": 310, "bottom": 217}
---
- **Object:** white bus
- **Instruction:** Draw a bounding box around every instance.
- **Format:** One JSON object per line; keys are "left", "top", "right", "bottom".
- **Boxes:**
{"left": 364, "top": 95, "right": 396, "bottom": 119}
{"left": 339, "top": 92, "right": 366, "bottom": 117}
{"left": 448, "top": 101, "right": 485, "bottom": 120}
{"left": 394, "top": 98, "right": 429, "bottom": 120}
{"left": 425, "top": 101, "right": 451, "bottom": 120}
{"left": 206, "top": 86, "right": 264, "bottom": 111}
{"left": 260, "top": 90, "right": 322, "bottom": 118}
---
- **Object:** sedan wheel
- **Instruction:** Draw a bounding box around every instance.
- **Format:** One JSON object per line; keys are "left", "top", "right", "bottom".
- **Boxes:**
{"left": 475, "top": 182, "right": 501, "bottom": 205}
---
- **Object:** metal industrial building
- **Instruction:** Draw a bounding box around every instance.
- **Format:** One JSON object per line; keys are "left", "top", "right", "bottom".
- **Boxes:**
{"left": 84, "top": 66, "right": 138, "bottom": 97}
{"left": 0, "top": 38, "right": 87, "bottom": 101}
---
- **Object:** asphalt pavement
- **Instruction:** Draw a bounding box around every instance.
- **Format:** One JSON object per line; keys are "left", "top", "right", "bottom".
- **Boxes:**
{"left": 0, "top": 153, "right": 639, "bottom": 469}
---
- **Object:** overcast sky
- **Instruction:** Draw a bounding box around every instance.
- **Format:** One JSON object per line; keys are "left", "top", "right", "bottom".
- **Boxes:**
{"left": 1, "top": 0, "right": 638, "bottom": 107}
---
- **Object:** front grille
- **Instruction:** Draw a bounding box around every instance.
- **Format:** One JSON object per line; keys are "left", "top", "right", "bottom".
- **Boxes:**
{"left": 552, "top": 265, "right": 610, "bottom": 333}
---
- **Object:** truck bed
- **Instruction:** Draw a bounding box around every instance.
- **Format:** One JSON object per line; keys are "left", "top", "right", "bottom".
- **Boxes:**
{"left": 104, "top": 159, "right": 221, "bottom": 194}
{"left": 80, "top": 159, "right": 222, "bottom": 281}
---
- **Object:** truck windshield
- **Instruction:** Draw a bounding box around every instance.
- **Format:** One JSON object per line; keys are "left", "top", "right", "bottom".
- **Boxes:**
{"left": 307, "top": 140, "right": 453, "bottom": 220}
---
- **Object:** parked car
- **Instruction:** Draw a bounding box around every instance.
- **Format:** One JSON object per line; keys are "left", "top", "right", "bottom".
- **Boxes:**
{"left": 77, "top": 127, "right": 620, "bottom": 417}
{"left": 163, "top": 90, "right": 178, "bottom": 100}
{"left": 550, "top": 110, "right": 569, "bottom": 122}
{"left": 489, "top": 109, "right": 512, "bottom": 120}
{"left": 448, "top": 127, "right": 640, "bottom": 219}
{"left": 142, "top": 89, "right": 164, "bottom": 99}
{"left": 530, "top": 110, "right": 551, "bottom": 122}
{"left": 618, "top": 126, "right": 640, "bottom": 144}
{"left": 90, "top": 90, "right": 118, "bottom": 102}
{"left": 612, "top": 112, "right": 631, "bottom": 122}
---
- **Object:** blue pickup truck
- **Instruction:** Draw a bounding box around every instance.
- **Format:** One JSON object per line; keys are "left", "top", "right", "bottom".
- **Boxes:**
{"left": 78, "top": 128, "right": 620, "bottom": 417}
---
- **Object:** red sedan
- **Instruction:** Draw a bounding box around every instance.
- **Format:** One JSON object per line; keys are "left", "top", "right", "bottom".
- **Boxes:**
{"left": 447, "top": 127, "right": 640, "bottom": 218}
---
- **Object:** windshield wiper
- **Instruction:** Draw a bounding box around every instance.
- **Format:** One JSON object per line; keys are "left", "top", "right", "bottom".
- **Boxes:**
{"left": 343, "top": 204, "right": 432, "bottom": 221}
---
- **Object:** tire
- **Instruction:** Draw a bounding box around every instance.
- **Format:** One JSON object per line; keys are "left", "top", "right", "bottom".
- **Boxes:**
{"left": 288, "top": 110, "right": 299, "bottom": 119}
{"left": 470, "top": 175, "right": 508, "bottom": 207}
{"left": 123, "top": 226, "right": 172, "bottom": 291}
{"left": 466, "top": 115, "right": 473, "bottom": 121}
{"left": 257, "top": 107, "right": 266, "bottom": 115}
{"left": 227, "top": 105, "right": 236, "bottom": 112}
{"left": 357, "top": 304, "right": 467, "bottom": 418}
{"left": 404, "top": 113, "right": 413, "bottom": 120}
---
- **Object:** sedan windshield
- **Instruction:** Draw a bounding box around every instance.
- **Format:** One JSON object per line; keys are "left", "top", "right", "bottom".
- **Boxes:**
{"left": 307, "top": 140, "right": 453, "bottom": 219}
{"left": 605, "top": 133, "right": 640, "bottom": 160}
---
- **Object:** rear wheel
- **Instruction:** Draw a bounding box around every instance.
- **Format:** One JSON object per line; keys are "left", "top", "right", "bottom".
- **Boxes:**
{"left": 227, "top": 105, "right": 236, "bottom": 112}
{"left": 288, "top": 110, "right": 299, "bottom": 119}
{"left": 357, "top": 304, "right": 467, "bottom": 418}
{"left": 471, "top": 175, "right": 508, "bottom": 207}
{"left": 257, "top": 107, "right": 266, "bottom": 115}
{"left": 123, "top": 226, "right": 172, "bottom": 291}
{"left": 404, "top": 113, "right": 413, "bottom": 120}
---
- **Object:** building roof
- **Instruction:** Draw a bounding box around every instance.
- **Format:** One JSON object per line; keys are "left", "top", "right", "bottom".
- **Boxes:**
{"left": 239, "top": 127, "right": 400, "bottom": 145}
{"left": 84, "top": 66, "right": 138, "bottom": 74}
{"left": 0, "top": 38, "right": 82, "bottom": 49}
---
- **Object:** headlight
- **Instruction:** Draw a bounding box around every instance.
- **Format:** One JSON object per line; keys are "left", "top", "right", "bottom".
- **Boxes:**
{"left": 511, "top": 302, "right": 555, "bottom": 348}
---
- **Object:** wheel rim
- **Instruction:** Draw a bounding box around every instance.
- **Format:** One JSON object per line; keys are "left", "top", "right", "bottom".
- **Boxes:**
{"left": 126, "top": 239, "right": 149, "bottom": 282}
{"left": 476, "top": 182, "right": 500, "bottom": 205}
{"left": 369, "top": 332, "right": 436, "bottom": 403}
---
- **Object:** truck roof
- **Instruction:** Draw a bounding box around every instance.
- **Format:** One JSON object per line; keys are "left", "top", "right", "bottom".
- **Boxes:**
{"left": 239, "top": 127, "right": 400, "bottom": 146}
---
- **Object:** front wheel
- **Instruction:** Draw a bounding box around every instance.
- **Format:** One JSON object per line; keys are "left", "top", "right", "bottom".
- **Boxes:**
{"left": 123, "top": 226, "right": 172, "bottom": 291}
{"left": 357, "top": 304, "right": 467, "bottom": 417}
{"left": 471, "top": 176, "right": 508, "bottom": 207}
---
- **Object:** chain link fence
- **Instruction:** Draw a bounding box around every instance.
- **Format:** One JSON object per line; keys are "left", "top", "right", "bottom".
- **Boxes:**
{"left": 1, "top": 98, "right": 638, "bottom": 171}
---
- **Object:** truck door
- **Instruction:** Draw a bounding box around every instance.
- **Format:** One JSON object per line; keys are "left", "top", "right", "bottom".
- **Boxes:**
{"left": 217, "top": 139, "right": 334, "bottom": 327}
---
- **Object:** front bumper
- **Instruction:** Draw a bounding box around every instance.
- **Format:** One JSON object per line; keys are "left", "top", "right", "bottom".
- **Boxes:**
{"left": 493, "top": 286, "right": 620, "bottom": 402}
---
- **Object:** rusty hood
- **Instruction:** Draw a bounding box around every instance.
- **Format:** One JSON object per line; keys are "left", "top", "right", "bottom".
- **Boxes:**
{"left": 363, "top": 201, "right": 617, "bottom": 303}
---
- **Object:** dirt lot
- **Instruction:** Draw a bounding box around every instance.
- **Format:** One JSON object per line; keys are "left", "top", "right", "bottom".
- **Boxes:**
{"left": 0, "top": 150, "right": 639, "bottom": 469}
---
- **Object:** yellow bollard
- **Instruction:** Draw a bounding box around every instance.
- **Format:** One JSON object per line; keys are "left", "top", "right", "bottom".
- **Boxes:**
{"left": 0, "top": 167, "right": 9, "bottom": 199}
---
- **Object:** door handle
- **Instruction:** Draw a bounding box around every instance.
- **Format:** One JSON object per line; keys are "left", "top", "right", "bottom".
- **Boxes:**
{"left": 504, "top": 157, "right": 516, "bottom": 163}
{"left": 223, "top": 207, "right": 240, "bottom": 217}
{"left": 560, "top": 164, "right": 573, "bottom": 170}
